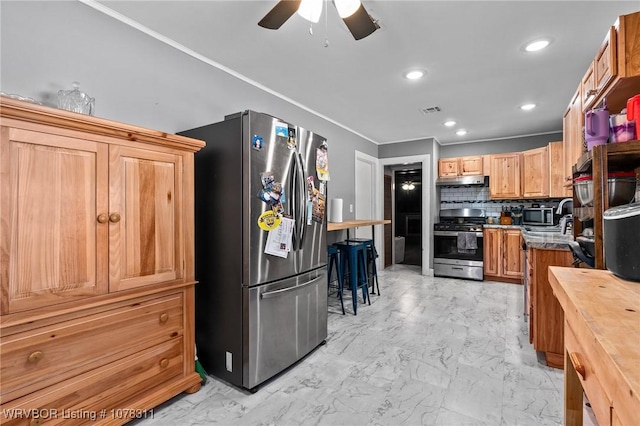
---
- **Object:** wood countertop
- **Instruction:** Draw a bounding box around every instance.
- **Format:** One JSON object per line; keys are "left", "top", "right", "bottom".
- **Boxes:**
{"left": 327, "top": 219, "right": 391, "bottom": 231}
{"left": 548, "top": 267, "right": 640, "bottom": 426}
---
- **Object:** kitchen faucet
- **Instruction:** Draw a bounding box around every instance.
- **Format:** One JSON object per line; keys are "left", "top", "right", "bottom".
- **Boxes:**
{"left": 556, "top": 198, "right": 573, "bottom": 215}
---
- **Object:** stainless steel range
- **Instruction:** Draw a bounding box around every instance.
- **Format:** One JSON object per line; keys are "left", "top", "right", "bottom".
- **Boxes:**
{"left": 434, "top": 208, "right": 485, "bottom": 281}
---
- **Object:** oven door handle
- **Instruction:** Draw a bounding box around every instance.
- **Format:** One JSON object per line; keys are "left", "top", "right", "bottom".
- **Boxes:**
{"left": 433, "top": 231, "right": 483, "bottom": 237}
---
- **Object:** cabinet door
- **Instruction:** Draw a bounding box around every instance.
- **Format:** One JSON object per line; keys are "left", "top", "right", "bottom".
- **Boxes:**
{"left": 502, "top": 229, "right": 524, "bottom": 279}
{"left": 549, "top": 141, "right": 570, "bottom": 198}
{"left": 489, "top": 153, "right": 521, "bottom": 199}
{"left": 0, "top": 127, "right": 108, "bottom": 314}
{"left": 438, "top": 158, "right": 459, "bottom": 177}
{"left": 460, "top": 156, "right": 483, "bottom": 175}
{"left": 595, "top": 27, "right": 617, "bottom": 93}
{"left": 482, "top": 228, "right": 501, "bottom": 276}
{"left": 581, "top": 61, "right": 596, "bottom": 111}
{"left": 522, "top": 146, "right": 549, "bottom": 198}
{"left": 563, "top": 88, "right": 583, "bottom": 185}
{"left": 109, "top": 146, "right": 183, "bottom": 292}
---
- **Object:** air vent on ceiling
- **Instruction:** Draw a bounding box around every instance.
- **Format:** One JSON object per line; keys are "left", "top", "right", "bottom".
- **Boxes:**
{"left": 420, "top": 106, "right": 441, "bottom": 114}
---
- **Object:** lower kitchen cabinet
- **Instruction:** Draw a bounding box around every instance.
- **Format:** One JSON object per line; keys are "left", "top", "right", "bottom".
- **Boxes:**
{"left": 527, "top": 248, "right": 573, "bottom": 369}
{"left": 0, "top": 97, "right": 205, "bottom": 425}
{"left": 483, "top": 227, "right": 524, "bottom": 284}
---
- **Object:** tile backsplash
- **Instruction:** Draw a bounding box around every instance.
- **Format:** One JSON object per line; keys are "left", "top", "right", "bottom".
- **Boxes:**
{"left": 439, "top": 186, "right": 568, "bottom": 218}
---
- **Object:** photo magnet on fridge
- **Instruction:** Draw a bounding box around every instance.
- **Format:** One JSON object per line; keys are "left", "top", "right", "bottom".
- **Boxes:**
{"left": 274, "top": 123, "right": 289, "bottom": 138}
{"left": 252, "top": 135, "right": 263, "bottom": 150}
{"left": 316, "top": 146, "right": 330, "bottom": 181}
{"left": 287, "top": 128, "right": 297, "bottom": 149}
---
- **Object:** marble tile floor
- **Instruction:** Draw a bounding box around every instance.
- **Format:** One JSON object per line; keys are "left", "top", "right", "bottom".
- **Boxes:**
{"left": 134, "top": 265, "right": 569, "bottom": 426}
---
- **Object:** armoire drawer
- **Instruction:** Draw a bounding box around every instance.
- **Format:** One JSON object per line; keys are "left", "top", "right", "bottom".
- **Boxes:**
{"left": 0, "top": 338, "right": 184, "bottom": 426}
{"left": 1, "top": 293, "right": 183, "bottom": 402}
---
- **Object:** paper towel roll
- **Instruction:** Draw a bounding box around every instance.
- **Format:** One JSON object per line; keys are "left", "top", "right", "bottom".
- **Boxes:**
{"left": 330, "top": 198, "right": 343, "bottom": 223}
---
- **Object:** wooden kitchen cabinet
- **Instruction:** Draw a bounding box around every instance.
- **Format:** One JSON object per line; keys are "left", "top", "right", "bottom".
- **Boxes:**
{"left": 483, "top": 227, "right": 523, "bottom": 283}
{"left": 460, "top": 156, "right": 483, "bottom": 175}
{"left": 489, "top": 153, "right": 522, "bottom": 199}
{"left": 527, "top": 248, "right": 573, "bottom": 369}
{"left": 522, "top": 146, "right": 549, "bottom": 198}
{"left": 581, "top": 61, "right": 597, "bottom": 111}
{"left": 0, "top": 97, "right": 205, "bottom": 425}
{"left": 502, "top": 229, "right": 524, "bottom": 279}
{"left": 548, "top": 141, "right": 570, "bottom": 197}
{"left": 563, "top": 87, "right": 583, "bottom": 189}
{"left": 438, "top": 158, "right": 459, "bottom": 176}
{"left": 438, "top": 156, "right": 483, "bottom": 177}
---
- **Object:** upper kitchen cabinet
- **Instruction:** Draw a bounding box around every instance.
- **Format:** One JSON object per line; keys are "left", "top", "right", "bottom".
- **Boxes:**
{"left": 489, "top": 153, "right": 521, "bottom": 199}
{"left": 438, "top": 156, "right": 483, "bottom": 177}
{"left": 563, "top": 88, "right": 583, "bottom": 190}
{"left": 438, "top": 158, "right": 459, "bottom": 176}
{"left": 522, "top": 146, "right": 549, "bottom": 198}
{"left": 548, "top": 142, "right": 570, "bottom": 197}
{"left": 583, "top": 11, "right": 640, "bottom": 114}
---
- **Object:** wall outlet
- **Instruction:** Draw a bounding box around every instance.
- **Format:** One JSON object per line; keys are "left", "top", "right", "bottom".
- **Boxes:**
{"left": 226, "top": 351, "right": 232, "bottom": 372}
{"left": 349, "top": 204, "right": 353, "bottom": 213}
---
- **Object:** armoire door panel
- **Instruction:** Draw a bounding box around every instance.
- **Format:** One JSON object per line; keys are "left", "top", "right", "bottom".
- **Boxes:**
{"left": 109, "top": 146, "right": 183, "bottom": 292}
{"left": 1, "top": 129, "right": 108, "bottom": 314}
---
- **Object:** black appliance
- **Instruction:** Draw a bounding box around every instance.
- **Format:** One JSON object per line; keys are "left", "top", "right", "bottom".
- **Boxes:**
{"left": 604, "top": 202, "right": 640, "bottom": 282}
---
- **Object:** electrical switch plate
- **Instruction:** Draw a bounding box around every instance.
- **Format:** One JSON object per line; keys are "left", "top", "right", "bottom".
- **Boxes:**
{"left": 226, "top": 351, "right": 232, "bottom": 372}
{"left": 349, "top": 204, "right": 353, "bottom": 213}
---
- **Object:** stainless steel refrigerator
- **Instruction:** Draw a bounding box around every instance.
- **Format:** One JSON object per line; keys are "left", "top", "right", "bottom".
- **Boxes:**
{"left": 180, "top": 111, "right": 328, "bottom": 390}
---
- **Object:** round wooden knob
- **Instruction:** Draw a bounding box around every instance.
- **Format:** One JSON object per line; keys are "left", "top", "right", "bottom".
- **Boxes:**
{"left": 159, "top": 313, "right": 169, "bottom": 324}
{"left": 97, "top": 214, "right": 108, "bottom": 224}
{"left": 28, "top": 351, "right": 44, "bottom": 363}
{"left": 30, "top": 418, "right": 43, "bottom": 426}
{"left": 159, "top": 358, "right": 169, "bottom": 368}
{"left": 109, "top": 213, "right": 121, "bottom": 223}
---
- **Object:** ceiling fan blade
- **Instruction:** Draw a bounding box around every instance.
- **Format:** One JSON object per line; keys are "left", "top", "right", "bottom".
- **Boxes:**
{"left": 258, "top": 0, "right": 302, "bottom": 29}
{"left": 341, "top": 3, "right": 379, "bottom": 40}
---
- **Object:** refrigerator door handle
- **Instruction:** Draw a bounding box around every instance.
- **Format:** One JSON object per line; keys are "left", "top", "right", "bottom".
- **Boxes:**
{"left": 260, "top": 276, "right": 323, "bottom": 299}
{"left": 288, "top": 157, "right": 298, "bottom": 247}
{"left": 294, "top": 151, "right": 306, "bottom": 250}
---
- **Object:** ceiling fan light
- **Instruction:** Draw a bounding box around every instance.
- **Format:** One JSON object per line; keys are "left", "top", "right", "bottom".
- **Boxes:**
{"left": 335, "top": 0, "right": 361, "bottom": 18}
{"left": 297, "top": 0, "right": 323, "bottom": 23}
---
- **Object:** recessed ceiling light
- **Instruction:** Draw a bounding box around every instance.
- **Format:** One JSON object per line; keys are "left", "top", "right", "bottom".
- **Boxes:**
{"left": 525, "top": 39, "right": 550, "bottom": 52}
{"left": 520, "top": 103, "right": 536, "bottom": 111}
{"left": 404, "top": 70, "right": 424, "bottom": 80}
{"left": 456, "top": 129, "right": 467, "bottom": 136}
{"left": 444, "top": 120, "right": 456, "bottom": 127}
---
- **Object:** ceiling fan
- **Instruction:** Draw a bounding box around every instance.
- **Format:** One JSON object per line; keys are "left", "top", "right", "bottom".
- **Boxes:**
{"left": 258, "top": 0, "right": 379, "bottom": 40}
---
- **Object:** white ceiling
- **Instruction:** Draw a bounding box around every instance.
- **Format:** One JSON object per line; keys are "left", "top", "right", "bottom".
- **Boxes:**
{"left": 61, "top": 1, "right": 640, "bottom": 144}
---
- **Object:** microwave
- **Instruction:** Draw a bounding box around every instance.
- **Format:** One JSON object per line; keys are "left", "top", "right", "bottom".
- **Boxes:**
{"left": 522, "top": 207, "right": 555, "bottom": 225}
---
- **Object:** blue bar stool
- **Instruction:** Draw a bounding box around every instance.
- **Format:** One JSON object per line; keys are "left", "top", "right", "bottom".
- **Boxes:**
{"left": 346, "top": 238, "right": 380, "bottom": 296}
{"left": 334, "top": 241, "right": 371, "bottom": 315}
{"left": 327, "top": 245, "right": 345, "bottom": 315}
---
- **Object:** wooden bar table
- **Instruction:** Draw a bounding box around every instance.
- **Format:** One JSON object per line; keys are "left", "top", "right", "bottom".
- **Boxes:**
{"left": 327, "top": 219, "right": 391, "bottom": 244}
{"left": 548, "top": 267, "right": 640, "bottom": 426}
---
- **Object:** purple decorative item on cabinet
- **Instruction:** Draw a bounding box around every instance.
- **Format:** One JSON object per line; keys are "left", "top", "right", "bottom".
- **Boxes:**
{"left": 585, "top": 107, "right": 610, "bottom": 149}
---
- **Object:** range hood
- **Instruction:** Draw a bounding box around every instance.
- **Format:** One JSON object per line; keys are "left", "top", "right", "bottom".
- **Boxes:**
{"left": 436, "top": 175, "right": 488, "bottom": 186}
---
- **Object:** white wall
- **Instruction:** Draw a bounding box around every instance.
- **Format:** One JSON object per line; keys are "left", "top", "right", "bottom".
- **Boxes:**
{"left": 0, "top": 1, "right": 377, "bottom": 220}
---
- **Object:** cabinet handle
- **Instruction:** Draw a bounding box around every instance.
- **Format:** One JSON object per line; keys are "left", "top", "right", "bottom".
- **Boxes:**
{"left": 159, "top": 358, "right": 169, "bottom": 368}
{"left": 569, "top": 352, "right": 586, "bottom": 380}
{"left": 109, "top": 213, "right": 121, "bottom": 223}
{"left": 159, "top": 313, "right": 169, "bottom": 324}
{"left": 586, "top": 89, "right": 597, "bottom": 97}
{"left": 97, "top": 214, "right": 108, "bottom": 224}
{"left": 28, "top": 351, "right": 44, "bottom": 363}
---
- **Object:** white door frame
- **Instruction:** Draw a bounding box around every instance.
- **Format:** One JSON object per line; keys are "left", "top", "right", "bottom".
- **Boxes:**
{"left": 377, "top": 155, "right": 432, "bottom": 276}
{"left": 354, "top": 151, "right": 382, "bottom": 266}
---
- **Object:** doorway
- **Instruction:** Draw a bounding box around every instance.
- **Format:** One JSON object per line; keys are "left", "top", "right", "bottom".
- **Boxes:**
{"left": 394, "top": 168, "right": 422, "bottom": 266}
{"left": 377, "top": 155, "right": 432, "bottom": 276}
